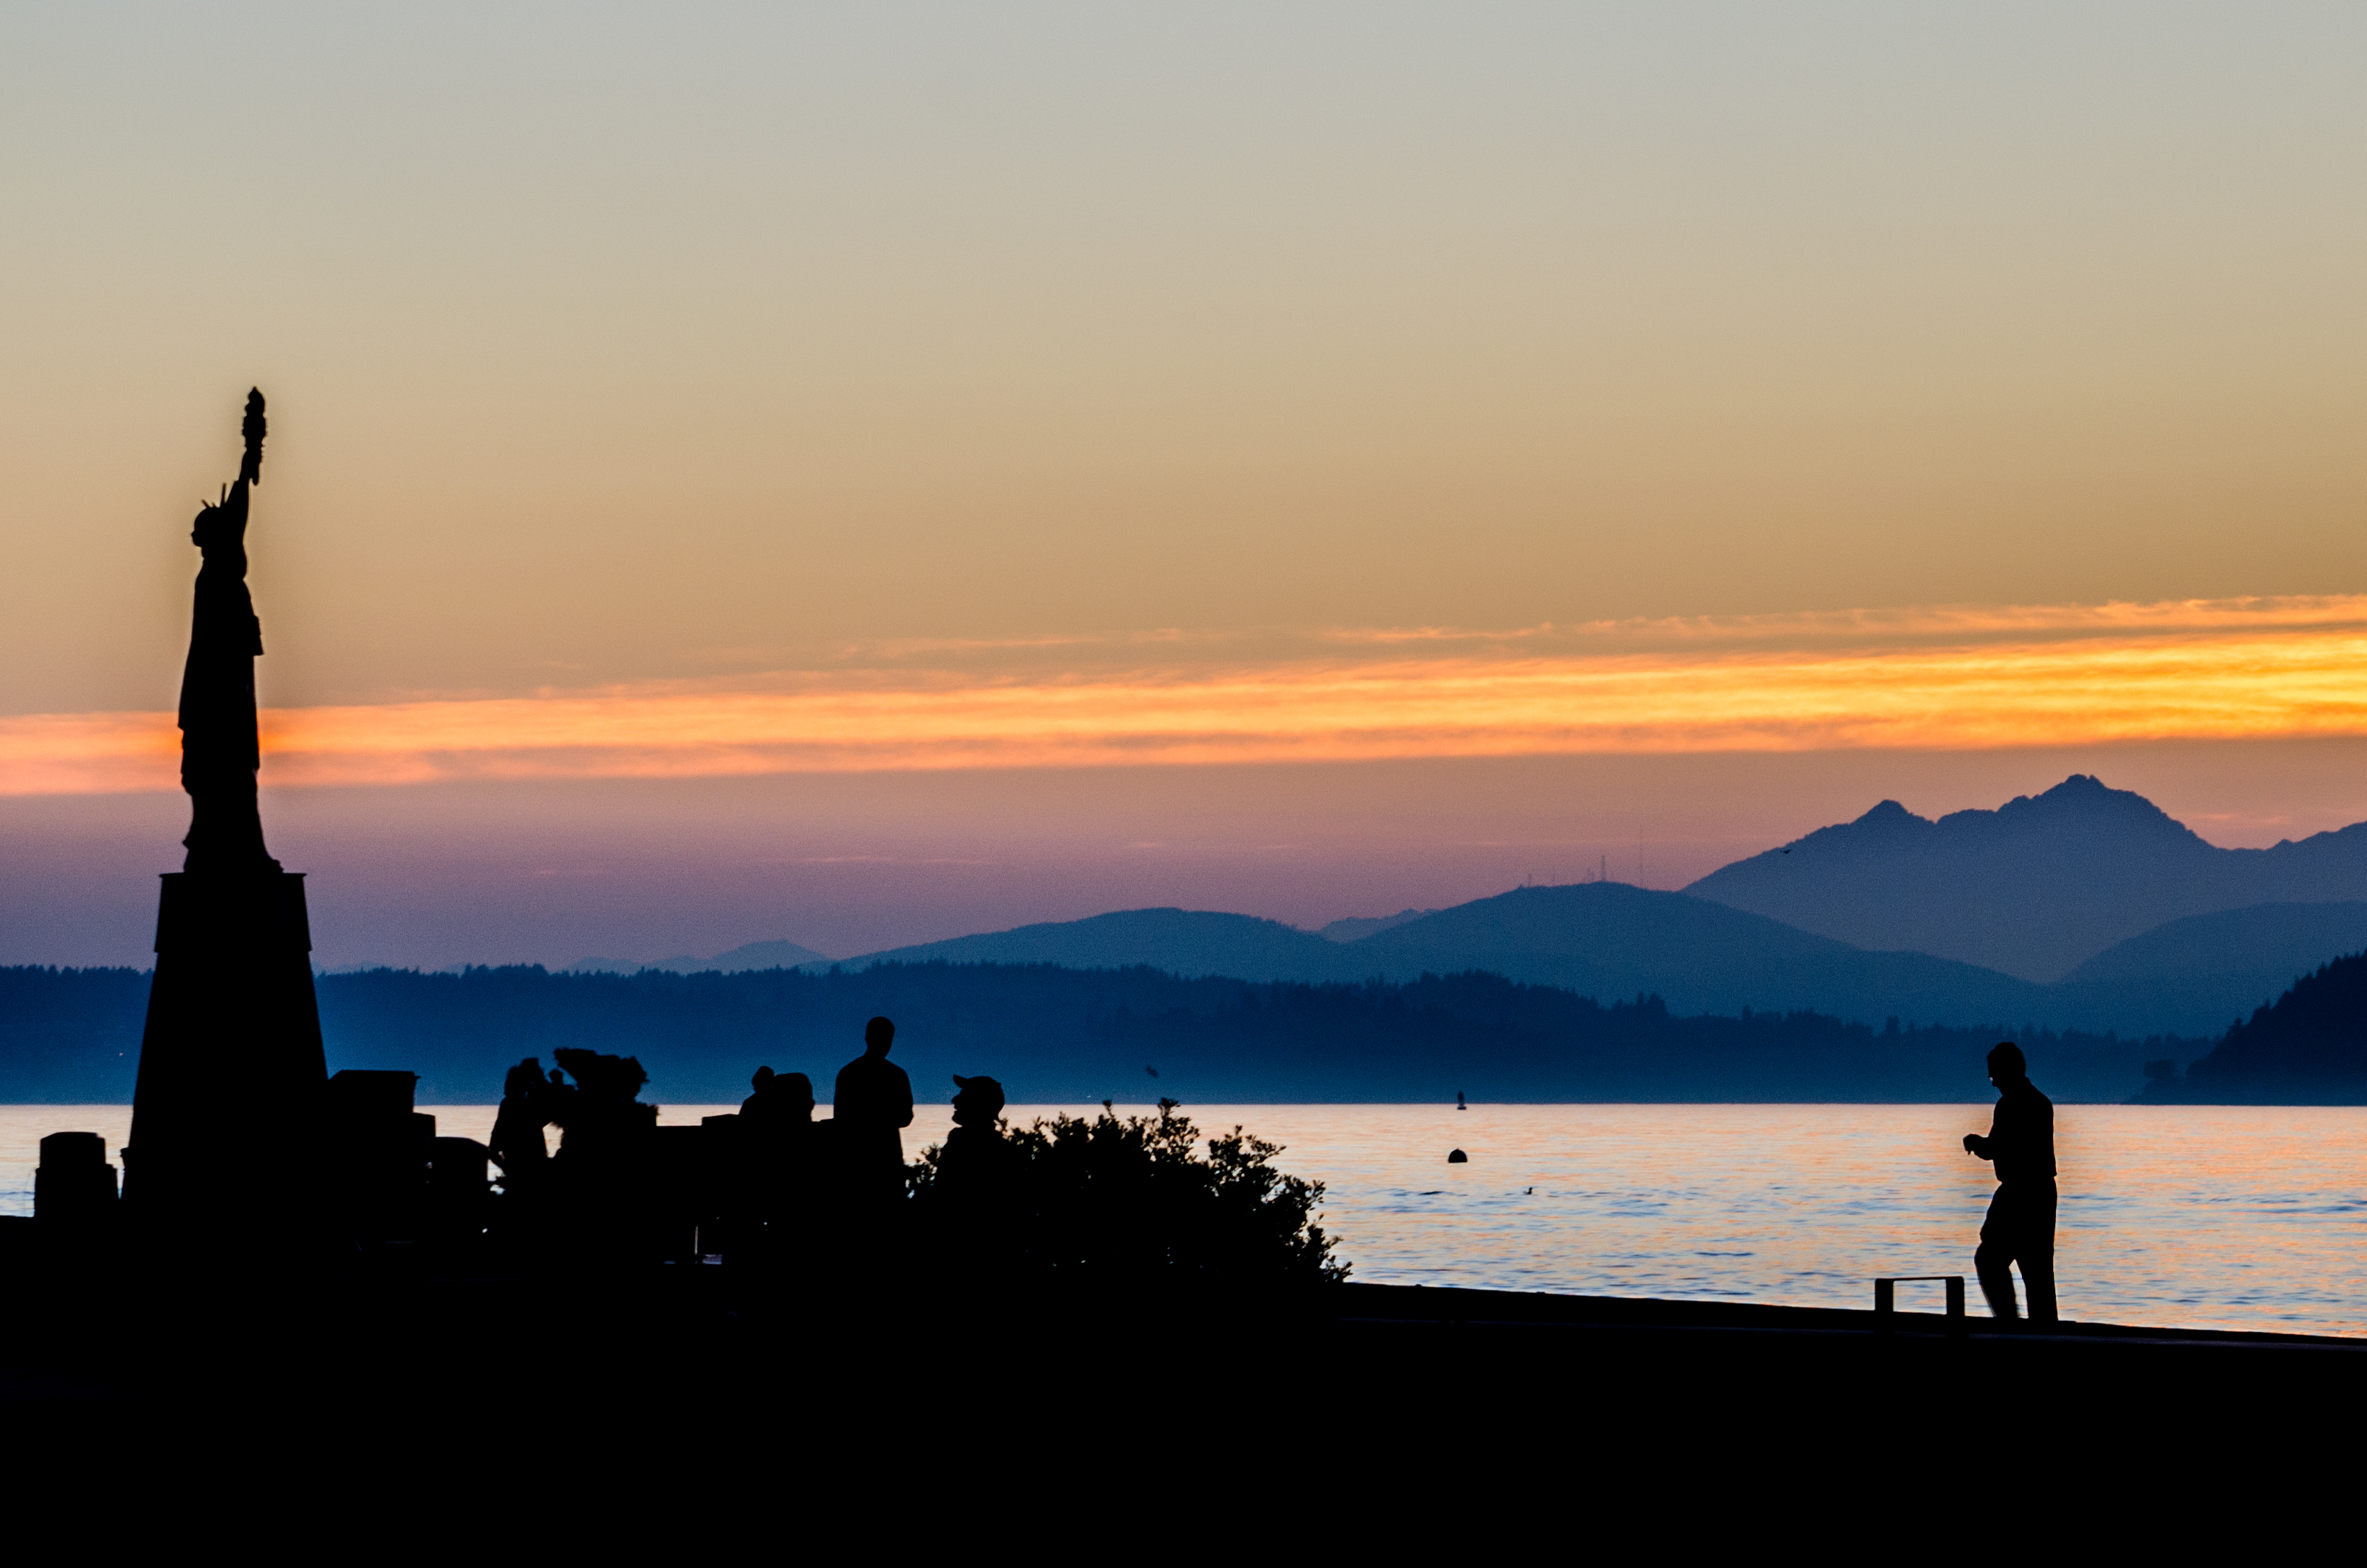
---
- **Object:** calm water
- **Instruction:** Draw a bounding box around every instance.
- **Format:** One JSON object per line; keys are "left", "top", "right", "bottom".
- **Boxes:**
{"left": 7, "top": 1102, "right": 2361, "bottom": 1337}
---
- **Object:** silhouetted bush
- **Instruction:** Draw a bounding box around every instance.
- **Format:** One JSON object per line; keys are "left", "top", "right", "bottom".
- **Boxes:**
{"left": 909, "top": 1099, "right": 1346, "bottom": 1290}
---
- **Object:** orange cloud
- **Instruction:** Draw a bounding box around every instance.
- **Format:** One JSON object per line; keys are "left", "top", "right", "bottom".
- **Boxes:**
{"left": 7, "top": 598, "right": 2367, "bottom": 795}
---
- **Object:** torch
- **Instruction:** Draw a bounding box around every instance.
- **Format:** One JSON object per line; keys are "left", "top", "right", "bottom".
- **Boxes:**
{"left": 239, "top": 388, "right": 267, "bottom": 487}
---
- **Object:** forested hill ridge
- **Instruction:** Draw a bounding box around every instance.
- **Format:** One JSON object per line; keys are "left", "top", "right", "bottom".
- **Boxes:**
{"left": 814, "top": 893, "right": 2062, "bottom": 1027}
{"left": 0, "top": 961, "right": 2200, "bottom": 1106}
{"left": 814, "top": 882, "right": 2367, "bottom": 1039}
{"left": 1685, "top": 775, "right": 2367, "bottom": 981}
{"left": 2137, "top": 950, "right": 2367, "bottom": 1104}
{"left": 558, "top": 938, "right": 832, "bottom": 975}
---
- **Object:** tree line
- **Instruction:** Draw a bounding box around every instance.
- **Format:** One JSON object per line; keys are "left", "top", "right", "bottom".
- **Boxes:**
{"left": 0, "top": 960, "right": 2207, "bottom": 1104}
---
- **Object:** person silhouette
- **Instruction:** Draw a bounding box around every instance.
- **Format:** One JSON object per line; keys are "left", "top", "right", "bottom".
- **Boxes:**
{"left": 489, "top": 1058, "right": 552, "bottom": 1186}
{"left": 833, "top": 1017, "right": 914, "bottom": 1206}
{"left": 938, "top": 1074, "right": 1013, "bottom": 1184}
{"left": 736, "top": 1065, "right": 820, "bottom": 1272}
{"left": 742, "top": 1065, "right": 800, "bottom": 1124}
{"left": 1962, "top": 1040, "right": 2057, "bottom": 1324}
{"left": 933, "top": 1074, "right": 1020, "bottom": 1290}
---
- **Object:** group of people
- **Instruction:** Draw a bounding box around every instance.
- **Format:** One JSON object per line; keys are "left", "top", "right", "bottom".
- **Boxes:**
{"left": 733, "top": 1014, "right": 917, "bottom": 1210}
{"left": 480, "top": 1014, "right": 1019, "bottom": 1270}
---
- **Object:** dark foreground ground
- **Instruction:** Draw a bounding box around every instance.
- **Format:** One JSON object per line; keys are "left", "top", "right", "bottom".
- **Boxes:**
{"left": 3, "top": 1236, "right": 2357, "bottom": 1542}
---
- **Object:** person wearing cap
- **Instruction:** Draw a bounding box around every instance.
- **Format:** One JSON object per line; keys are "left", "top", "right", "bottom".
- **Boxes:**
{"left": 935, "top": 1073, "right": 1020, "bottom": 1285}
{"left": 832, "top": 1016, "right": 915, "bottom": 1207}
{"left": 1962, "top": 1040, "right": 2057, "bottom": 1323}
{"left": 941, "top": 1074, "right": 1011, "bottom": 1177}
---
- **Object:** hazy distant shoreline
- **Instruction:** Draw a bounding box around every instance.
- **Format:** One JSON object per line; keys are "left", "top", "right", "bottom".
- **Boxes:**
{"left": 0, "top": 960, "right": 2215, "bottom": 1106}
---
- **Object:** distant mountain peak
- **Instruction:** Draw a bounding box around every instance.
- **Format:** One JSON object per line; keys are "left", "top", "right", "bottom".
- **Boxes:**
{"left": 1978, "top": 774, "right": 2196, "bottom": 838}
{"left": 1786, "top": 775, "right": 2203, "bottom": 859}
{"left": 1687, "top": 775, "right": 2367, "bottom": 980}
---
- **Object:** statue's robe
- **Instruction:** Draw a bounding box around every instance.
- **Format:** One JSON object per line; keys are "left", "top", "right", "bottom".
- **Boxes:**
{"left": 178, "top": 479, "right": 276, "bottom": 875}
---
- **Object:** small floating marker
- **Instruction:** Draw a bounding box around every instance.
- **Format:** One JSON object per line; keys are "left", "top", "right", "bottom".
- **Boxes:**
{"left": 1447, "top": 1148, "right": 1469, "bottom": 1164}
{"left": 1456, "top": 1091, "right": 1467, "bottom": 1110}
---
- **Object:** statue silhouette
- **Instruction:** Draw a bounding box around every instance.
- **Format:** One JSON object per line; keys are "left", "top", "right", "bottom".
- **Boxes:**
{"left": 126, "top": 389, "right": 328, "bottom": 1242}
{"left": 177, "top": 390, "right": 275, "bottom": 876}
{"left": 1962, "top": 1040, "right": 2058, "bottom": 1323}
{"left": 832, "top": 1017, "right": 914, "bottom": 1208}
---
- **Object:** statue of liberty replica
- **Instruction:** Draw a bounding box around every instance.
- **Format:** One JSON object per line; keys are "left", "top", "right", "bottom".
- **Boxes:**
{"left": 126, "top": 390, "right": 328, "bottom": 1241}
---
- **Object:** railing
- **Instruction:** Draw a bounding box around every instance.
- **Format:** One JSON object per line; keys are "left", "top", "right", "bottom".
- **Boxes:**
{"left": 1874, "top": 1275, "right": 1966, "bottom": 1333}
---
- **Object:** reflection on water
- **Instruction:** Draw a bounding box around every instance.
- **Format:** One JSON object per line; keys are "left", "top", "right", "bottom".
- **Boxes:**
{"left": 6, "top": 1102, "right": 2359, "bottom": 1336}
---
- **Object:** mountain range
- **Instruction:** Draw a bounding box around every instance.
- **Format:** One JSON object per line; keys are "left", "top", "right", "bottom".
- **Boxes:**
{"left": 795, "top": 888, "right": 2367, "bottom": 1040}
{"left": 1685, "top": 774, "right": 2367, "bottom": 980}
{"left": 734, "top": 777, "right": 2365, "bottom": 1038}
{"left": 14, "top": 776, "right": 2360, "bottom": 1105}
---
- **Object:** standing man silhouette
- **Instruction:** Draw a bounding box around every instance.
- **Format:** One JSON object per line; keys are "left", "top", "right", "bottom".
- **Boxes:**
{"left": 1962, "top": 1041, "right": 2057, "bottom": 1324}
{"left": 834, "top": 1017, "right": 915, "bottom": 1207}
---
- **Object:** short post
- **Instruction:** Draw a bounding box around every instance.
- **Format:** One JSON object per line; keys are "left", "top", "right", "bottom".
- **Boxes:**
{"left": 1874, "top": 1275, "right": 1966, "bottom": 1334}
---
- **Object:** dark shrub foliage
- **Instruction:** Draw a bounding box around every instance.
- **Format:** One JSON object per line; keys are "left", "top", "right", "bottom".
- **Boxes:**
{"left": 909, "top": 1099, "right": 1346, "bottom": 1290}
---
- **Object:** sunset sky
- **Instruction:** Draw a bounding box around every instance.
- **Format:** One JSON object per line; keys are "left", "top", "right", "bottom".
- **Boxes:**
{"left": 6, "top": 4, "right": 2366, "bottom": 968}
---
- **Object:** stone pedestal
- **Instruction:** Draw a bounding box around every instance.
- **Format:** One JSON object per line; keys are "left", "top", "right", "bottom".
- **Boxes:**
{"left": 125, "top": 870, "right": 327, "bottom": 1240}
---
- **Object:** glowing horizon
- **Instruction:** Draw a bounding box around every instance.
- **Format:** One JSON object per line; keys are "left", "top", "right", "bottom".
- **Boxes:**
{"left": 8, "top": 595, "right": 2366, "bottom": 796}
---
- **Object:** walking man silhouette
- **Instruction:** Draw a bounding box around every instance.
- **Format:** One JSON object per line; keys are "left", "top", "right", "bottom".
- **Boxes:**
{"left": 834, "top": 1017, "right": 915, "bottom": 1206}
{"left": 1962, "top": 1040, "right": 2057, "bottom": 1324}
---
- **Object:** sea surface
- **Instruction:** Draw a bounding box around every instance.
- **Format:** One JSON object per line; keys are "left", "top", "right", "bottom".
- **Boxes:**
{"left": 6, "top": 1102, "right": 2361, "bottom": 1338}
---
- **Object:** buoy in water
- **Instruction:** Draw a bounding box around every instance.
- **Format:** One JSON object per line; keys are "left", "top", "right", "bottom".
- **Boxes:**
{"left": 1456, "top": 1091, "right": 1467, "bottom": 1111}
{"left": 1447, "top": 1147, "right": 1469, "bottom": 1163}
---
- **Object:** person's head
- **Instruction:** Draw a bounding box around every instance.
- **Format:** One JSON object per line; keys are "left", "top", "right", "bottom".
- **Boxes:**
{"left": 505, "top": 1059, "right": 542, "bottom": 1099}
{"left": 864, "top": 1015, "right": 896, "bottom": 1057}
{"left": 751, "top": 1065, "right": 775, "bottom": 1093}
{"left": 1987, "top": 1040, "right": 2027, "bottom": 1086}
{"left": 951, "top": 1074, "right": 1006, "bottom": 1127}
{"left": 779, "top": 1072, "right": 816, "bottom": 1118}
